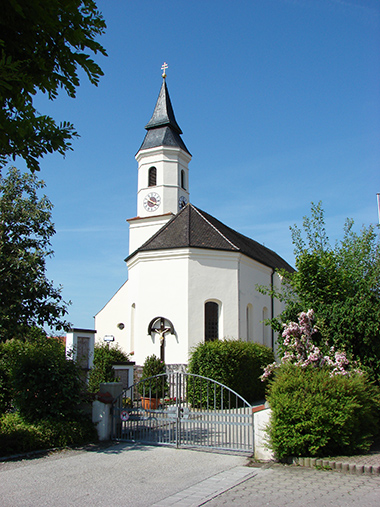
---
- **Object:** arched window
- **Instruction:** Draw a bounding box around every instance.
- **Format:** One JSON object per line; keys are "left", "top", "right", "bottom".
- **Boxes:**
{"left": 148, "top": 167, "right": 157, "bottom": 187}
{"left": 181, "top": 170, "right": 186, "bottom": 190}
{"left": 247, "top": 304, "right": 253, "bottom": 341}
{"left": 262, "top": 307, "right": 269, "bottom": 346}
{"left": 130, "top": 303, "right": 136, "bottom": 352}
{"left": 205, "top": 301, "right": 219, "bottom": 342}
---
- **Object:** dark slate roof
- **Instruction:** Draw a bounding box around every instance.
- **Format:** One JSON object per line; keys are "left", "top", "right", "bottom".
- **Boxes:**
{"left": 127, "top": 204, "right": 294, "bottom": 272}
{"left": 139, "top": 79, "right": 191, "bottom": 155}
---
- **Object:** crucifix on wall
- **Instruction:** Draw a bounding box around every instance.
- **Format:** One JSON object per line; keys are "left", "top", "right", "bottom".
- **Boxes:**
{"left": 148, "top": 317, "right": 175, "bottom": 362}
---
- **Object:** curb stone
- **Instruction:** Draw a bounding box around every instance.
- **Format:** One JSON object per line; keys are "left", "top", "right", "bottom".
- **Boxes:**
{"left": 292, "top": 456, "right": 380, "bottom": 475}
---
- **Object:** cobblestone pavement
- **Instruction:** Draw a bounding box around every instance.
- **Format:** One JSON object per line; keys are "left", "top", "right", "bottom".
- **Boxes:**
{"left": 203, "top": 463, "right": 380, "bottom": 507}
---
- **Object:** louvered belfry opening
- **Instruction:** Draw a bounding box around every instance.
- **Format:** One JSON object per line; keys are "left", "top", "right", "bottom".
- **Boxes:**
{"left": 205, "top": 301, "right": 219, "bottom": 341}
{"left": 148, "top": 166, "right": 157, "bottom": 187}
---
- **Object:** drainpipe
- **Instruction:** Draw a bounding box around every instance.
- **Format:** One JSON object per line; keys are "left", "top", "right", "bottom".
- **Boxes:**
{"left": 271, "top": 269, "right": 274, "bottom": 351}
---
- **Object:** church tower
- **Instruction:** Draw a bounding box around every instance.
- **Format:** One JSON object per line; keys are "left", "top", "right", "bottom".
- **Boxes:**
{"left": 128, "top": 66, "right": 192, "bottom": 254}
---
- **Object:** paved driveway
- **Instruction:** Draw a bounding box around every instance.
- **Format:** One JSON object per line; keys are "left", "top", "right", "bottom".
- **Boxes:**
{"left": 0, "top": 443, "right": 247, "bottom": 507}
{"left": 1, "top": 443, "right": 380, "bottom": 506}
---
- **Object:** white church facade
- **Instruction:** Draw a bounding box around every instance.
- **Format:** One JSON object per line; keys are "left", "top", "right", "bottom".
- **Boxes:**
{"left": 95, "top": 74, "right": 293, "bottom": 367}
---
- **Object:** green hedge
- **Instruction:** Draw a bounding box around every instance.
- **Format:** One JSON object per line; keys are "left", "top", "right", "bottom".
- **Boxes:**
{"left": 0, "top": 412, "right": 98, "bottom": 456}
{"left": 266, "top": 363, "right": 380, "bottom": 459}
{"left": 7, "top": 336, "right": 84, "bottom": 421}
{"left": 188, "top": 340, "right": 274, "bottom": 406}
{"left": 0, "top": 334, "right": 87, "bottom": 421}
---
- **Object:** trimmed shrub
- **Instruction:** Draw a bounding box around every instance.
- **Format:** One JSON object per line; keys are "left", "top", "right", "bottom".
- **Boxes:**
{"left": 88, "top": 342, "right": 130, "bottom": 394}
{"left": 266, "top": 363, "right": 380, "bottom": 459}
{"left": 0, "top": 412, "right": 98, "bottom": 456}
{"left": 5, "top": 334, "right": 84, "bottom": 421}
{"left": 138, "top": 355, "right": 167, "bottom": 397}
{"left": 188, "top": 340, "right": 274, "bottom": 405}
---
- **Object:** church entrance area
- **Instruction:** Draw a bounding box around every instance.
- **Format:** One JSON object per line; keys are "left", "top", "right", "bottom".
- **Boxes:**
{"left": 111, "top": 372, "right": 254, "bottom": 453}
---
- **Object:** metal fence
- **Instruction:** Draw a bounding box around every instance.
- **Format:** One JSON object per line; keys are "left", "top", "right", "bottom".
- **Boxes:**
{"left": 111, "top": 372, "right": 254, "bottom": 453}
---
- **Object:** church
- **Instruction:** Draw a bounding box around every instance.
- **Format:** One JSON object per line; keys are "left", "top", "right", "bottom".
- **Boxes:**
{"left": 95, "top": 68, "right": 293, "bottom": 368}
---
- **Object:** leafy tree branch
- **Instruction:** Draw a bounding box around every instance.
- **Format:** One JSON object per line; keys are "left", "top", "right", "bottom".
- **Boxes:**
{"left": 0, "top": 0, "right": 107, "bottom": 172}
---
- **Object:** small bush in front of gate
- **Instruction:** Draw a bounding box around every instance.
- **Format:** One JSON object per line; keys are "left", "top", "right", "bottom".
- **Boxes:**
{"left": 266, "top": 362, "right": 380, "bottom": 459}
{"left": 88, "top": 342, "right": 130, "bottom": 394}
{"left": 138, "top": 355, "right": 168, "bottom": 398}
{"left": 188, "top": 339, "right": 274, "bottom": 407}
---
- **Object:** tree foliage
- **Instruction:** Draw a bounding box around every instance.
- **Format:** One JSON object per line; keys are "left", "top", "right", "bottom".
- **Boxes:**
{"left": 88, "top": 342, "right": 130, "bottom": 394}
{"left": 0, "top": 0, "right": 107, "bottom": 172}
{"left": 261, "top": 202, "right": 380, "bottom": 380}
{"left": 0, "top": 167, "right": 70, "bottom": 341}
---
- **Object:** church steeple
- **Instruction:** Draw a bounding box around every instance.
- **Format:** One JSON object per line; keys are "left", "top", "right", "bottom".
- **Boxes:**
{"left": 139, "top": 78, "right": 190, "bottom": 155}
{"left": 145, "top": 79, "right": 182, "bottom": 133}
{"left": 129, "top": 66, "right": 192, "bottom": 254}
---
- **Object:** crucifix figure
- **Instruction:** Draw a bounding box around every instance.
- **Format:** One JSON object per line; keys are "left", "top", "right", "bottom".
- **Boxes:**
{"left": 157, "top": 319, "right": 171, "bottom": 361}
{"left": 148, "top": 316, "right": 175, "bottom": 362}
{"left": 161, "top": 62, "right": 168, "bottom": 78}
{"left": 156, "top": 318, "right": 171, "bottom": 345}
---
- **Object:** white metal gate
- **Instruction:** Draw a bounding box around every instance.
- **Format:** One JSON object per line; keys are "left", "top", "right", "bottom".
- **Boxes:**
{"left": 111, "top": 372, "right": 254, "bottom": 453}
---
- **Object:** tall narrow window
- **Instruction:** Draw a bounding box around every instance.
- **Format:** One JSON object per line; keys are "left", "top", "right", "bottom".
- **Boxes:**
{"left": 205, "top": 302, "right": 219, "bottom": 342}
{"left": 181, "top": 170, "right": 186, "bottom": 190}
{"left": 247, "top": 304, "right": 253, "bottom": 341}
{"left": 262, "top": 307, "right": 269, "bottom": 346}
{"left": 148, "top": 167, "right": 157, "bottom": 187}
{"left": 130, "top": 303, "right": 136, "bottom": 353}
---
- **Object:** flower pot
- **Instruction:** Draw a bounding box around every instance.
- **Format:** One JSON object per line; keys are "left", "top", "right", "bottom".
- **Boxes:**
{"left": 141, "top": 397, "right": 160, "bottom": 410}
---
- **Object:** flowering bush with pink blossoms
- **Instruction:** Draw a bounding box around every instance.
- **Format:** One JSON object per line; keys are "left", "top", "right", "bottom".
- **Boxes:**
{"left": 263, "top": 310, "right": 380, "bottom": 459}
{"left": 261, "top": 309, "right": 361, "bottom": 381}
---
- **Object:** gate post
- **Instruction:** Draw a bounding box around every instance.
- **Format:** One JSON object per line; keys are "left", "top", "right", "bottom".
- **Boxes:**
{"left": 175, "top": 372, "right": 180, "bottom": 448}
{"left": 92, "top": 382, "right": 123, "bottom": 441}
{"left": 253, "top": 406, "right": 274, "bottom": 461}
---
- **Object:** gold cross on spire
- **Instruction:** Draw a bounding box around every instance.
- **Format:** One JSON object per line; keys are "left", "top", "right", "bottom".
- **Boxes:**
{"left": 161, "top": 62, "right": 168, "bottom": 78}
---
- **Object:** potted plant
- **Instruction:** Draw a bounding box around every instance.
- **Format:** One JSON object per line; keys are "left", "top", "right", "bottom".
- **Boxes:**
{"left": 138, "top": 355, "right": 167, "bottom": 409}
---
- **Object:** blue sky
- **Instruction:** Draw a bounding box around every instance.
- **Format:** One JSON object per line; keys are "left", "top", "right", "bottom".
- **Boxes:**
{"left": 12, "top": 0, "right": 380, "bottom": 331}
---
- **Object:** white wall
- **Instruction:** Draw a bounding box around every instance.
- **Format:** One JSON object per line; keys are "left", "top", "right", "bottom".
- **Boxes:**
{"left": 128, "top": 214, "right": 173, "bottom": 255}
{"left": 238, "top": 256, "right": 273, "bottom": 345}
{"left": 127, "top": 248, "right": 190, "bottom": 366}
{"left": 97, "top": 246, "right": 288, "bottom": 366}
{"left": 94, "top": 281, "right": 129, "bottom": 353}
{"left": 188, "top": 249, "right": 240, "bottom": 351}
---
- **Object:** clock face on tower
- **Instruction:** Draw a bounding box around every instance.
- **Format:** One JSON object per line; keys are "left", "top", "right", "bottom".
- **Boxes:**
{"left": 178, "top": 196, "right": 187, "bottom": 210}
{"left": 143, "top": 192, "right": 161, "bottom": 212}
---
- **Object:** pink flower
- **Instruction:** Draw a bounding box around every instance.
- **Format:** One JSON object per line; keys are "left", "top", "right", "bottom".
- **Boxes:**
{"left": 261, "top": 308, "right": 363, "bottom": 380}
